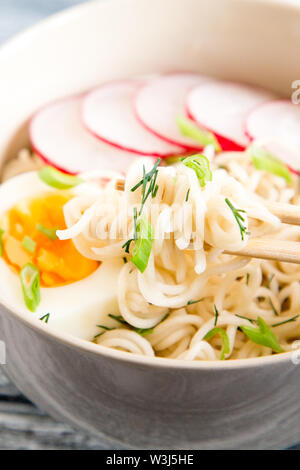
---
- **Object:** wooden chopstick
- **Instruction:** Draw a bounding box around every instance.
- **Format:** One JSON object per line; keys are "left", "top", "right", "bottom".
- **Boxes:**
{"left": 224, "top": 239, "right": 300, "bottom": 264}
{"left": 115, "top": 178, "right": 300, "bottom": 264}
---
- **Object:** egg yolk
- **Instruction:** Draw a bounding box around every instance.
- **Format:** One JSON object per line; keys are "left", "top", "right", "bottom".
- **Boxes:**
{"left": 1, "top": 192, "right": 99, "bottom": 287}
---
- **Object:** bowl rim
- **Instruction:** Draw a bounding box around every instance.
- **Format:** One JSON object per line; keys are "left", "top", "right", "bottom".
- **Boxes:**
{"left": 1, "top": 0, "right": 300, "bottom": 370}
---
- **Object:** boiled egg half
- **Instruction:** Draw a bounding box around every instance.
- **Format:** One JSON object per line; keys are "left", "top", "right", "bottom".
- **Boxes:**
{"left": 0, "top": 171, "right": 122, "bottom": 340}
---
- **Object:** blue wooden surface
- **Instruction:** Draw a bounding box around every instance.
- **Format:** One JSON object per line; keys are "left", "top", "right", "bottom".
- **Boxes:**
{"left": 0, "top": 0, "right": 298, "bottom": 450}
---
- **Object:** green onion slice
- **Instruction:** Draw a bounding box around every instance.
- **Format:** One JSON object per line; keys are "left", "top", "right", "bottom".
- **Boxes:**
{"left": 177, "top": 115, "right": 221, "bottom": 152}
{"left": 131, "top": 215, "right": 154, "bottom": 273}
{"left": 38, "top": 166, "right": 84, "bottom": 189}
{"left": 204, "top": 327, "right": 230, "bottom": 360}
{"left": 240, "top": 316, "right": 283, "bottom": 353}
{"left": 182, "top": 154, "right": 212, "bottom": 187}
{"left": 0, "top": 229, "right": 4, "bottom": 257}
{"left": 20, "top": 263, "right": 41, "bottom": 312}
{"left": 37, "top": 223, "right": 57, "bottom": 241}
{"left": 22, "top": 235, "right": 37, "bottom": 254}
{"left": 249, "top": 144, "right": 293, "bottom": 184}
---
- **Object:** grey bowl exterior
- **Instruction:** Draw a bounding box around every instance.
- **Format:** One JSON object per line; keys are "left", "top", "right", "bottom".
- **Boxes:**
{"left": 1, "top": 300, "right": 300, "bottom": 449}
{"left": 1, "top": 0, "right": 300, "bottom": 449}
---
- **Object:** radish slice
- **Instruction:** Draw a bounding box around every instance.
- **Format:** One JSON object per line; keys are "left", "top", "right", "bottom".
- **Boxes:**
{"left": 187, "top": 81, "right": 276, "bottom": 151}
{"left": 82, "top": 81, "right": 184, "bottom": 157}
{"left": 247, "top": 100, "right": 300, "bottom": 161}
{"left": 30, "top": 96, "right": 138, "bottom": 174}
{"left": 135, "top": 73, "right": 207, "bottom": 149}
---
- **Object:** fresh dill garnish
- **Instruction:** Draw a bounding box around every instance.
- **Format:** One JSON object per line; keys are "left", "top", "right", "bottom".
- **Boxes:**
{"left": 187, "top": 298, "right": 204, "bottom": 306}
{"left": 122, "top": 239, "right": 134, "bottom": 254}
{"left": 266, "top": 274, "right": 275, "bottom": 289}
{"left": 122, "top": 208, "right": 138, "bottom": 254}
{"left": 214, "top": 305, "right": 219, "bottom": 326}
{"left": 225, "top": 198, "right": 249, "bottom": 241}
{"left": 272, "top": 315, "right": 300, "bottom": 328}
{"left": 133, "top": 207, "right": 138, "bottom": 240}
{"left": 108, "top": 314, "right": 127, "bottom": 325}
{"left": 185, "top": 188, "right": 190, "bottom": 202}
{"left": 40, "top": 313, "right": 50, "bottom": 323}
{"left": 94, "top": 324, "right": 115, "bottom": 339}
{"left": 123, "top": 257, "right": 128, "bottom": 264}
{"left": 235, "top": 314, "right": 255, "bottom": 324}
{"left": 107, "top": 314, "right": 153, "bottom": 336}
{"left": 131, "top": 159, "right": 160, "bottom": 215}
{"left": 246, "top": 273, "right": 250, "bottom": 285}
{"left": 269, "top": 298, "right": 279, "bottom": 316}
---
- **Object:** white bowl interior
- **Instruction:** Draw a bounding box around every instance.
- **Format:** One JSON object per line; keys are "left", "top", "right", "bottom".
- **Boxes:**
{"left": 1, "top": 0, "right": 300, "bottom": 163}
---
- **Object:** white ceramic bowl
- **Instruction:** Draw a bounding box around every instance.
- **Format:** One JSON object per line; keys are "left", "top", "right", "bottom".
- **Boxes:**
{"left": 1, "top": 0, "right": 300, "bottom": 450}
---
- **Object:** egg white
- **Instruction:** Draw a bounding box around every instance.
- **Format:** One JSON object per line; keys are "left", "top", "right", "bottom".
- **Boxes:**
{"left": 0, "top": 171, "right": 122, "bottom": 340}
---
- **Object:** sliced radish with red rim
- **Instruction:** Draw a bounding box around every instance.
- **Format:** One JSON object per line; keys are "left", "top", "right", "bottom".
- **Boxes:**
{"left": 186, "top": 81, "right": 277, "bottom": 151}
{"left": 82, "top": 81, "right": 184, "bottom": 157}
{"left": 246, "top": 100, "right": 300, "bottom": 173}
{"left": 135, "top": 73, "right": 208, "bottom": 149}
{"left": 30, "top": 96, "right": 138, "bottom": 174}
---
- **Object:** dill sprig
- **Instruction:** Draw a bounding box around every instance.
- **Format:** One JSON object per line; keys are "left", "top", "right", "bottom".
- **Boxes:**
{"left": 235, "top": 314, "right": 255, "bottom": 324}
{"left": 214, "top": 305, "right": 219, "bottom": 326}
{"left": 266, "top": 274, "right": 275, "bottom": 289}
{"left": 272, "top": 315, "right": 300, "bottom": 328}
{"left": 185, "top": 188, "right": 190, "bottom": 202}
{"left": 40, "top": 313, "right": 50, "bottom": 323}
{"left": 269, "top": 298, "right": 279, "bottom": 316}
{"left": 122, "top": 207, "right": 138, "bottom": 254}
{"left": 187, "top": 298, "right": 204, "bottom": 306}
{"left": 108, "top": 314, "right": 154, "bottom": 336}
{"left": 131, "top": 159, "right": 160, "bottom": 216}
{"left": 225, "top": 198, "right": 249, "bottom": 241}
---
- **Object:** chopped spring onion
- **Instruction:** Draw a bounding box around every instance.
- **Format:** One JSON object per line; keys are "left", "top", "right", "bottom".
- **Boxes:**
{"left": 249, "top": 144, "right": 293, "bottom": 184}
{"left": 22, "top": 235, "right": 37, "bottom": 254}
{"left": 37, "top": 223, "right": 57, "bottom": 241}
{"left": 38, "top": 166, "right": 84, "bottom": 189}
{"left": 176, "top": 115, "right": 221, "bottom": 152}
{"left": 0, "top": 229, "right": 4, "bottom": 257}
{"left": 20, "top": 263, "right": 41, "bottom": 312}
{"left": 204, "top": 327, "right": 230, "bottom": 360}
{"left": 182, "top": 154, "right": 212, "bottom": 187}
{"left": 225, "top": 198, "right": 249, "bottom": 241}
{"left": 240, "top": 316, "right": 283, "bottom": 353}
{"left": 40, "top": 313, "right": 50, "bottom": 323}
{"left": 131, "top": 215, "right": 154, "bottom": 273}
